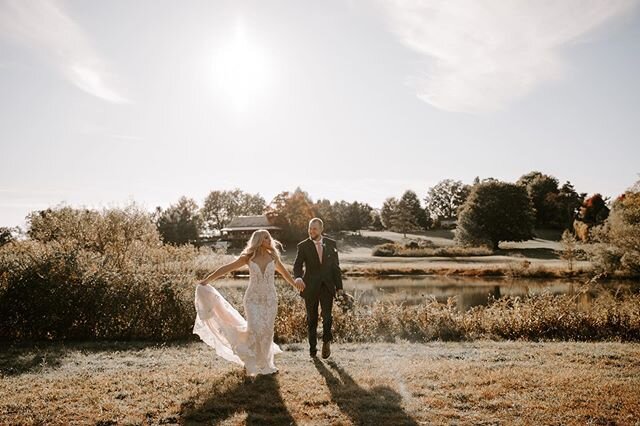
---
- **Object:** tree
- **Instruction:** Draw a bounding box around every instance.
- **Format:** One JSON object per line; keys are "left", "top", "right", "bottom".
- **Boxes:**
{"left": 201, "top": 189, "right": 265, "bottom": 233}
{"left": 343, "top": 202, "right": 373, "bottom": 234}
{"left": 424, "top": 179, "right": 470, "bottom": 222}
{"left": 517, "top": 171, "right": 561, "bottom": 228}
{"left": 590, "top": 185, "right": 640, "bottom": 275}
{"left": 27, "top": 202, "right": 161, "bottom": 251}
{"left": 0, "top": 227, "right": 16, "bottom": 247}
{"left": 394, "top": 197, "right": 419, "bottom": 237}
{"left": 400, "top": 190, "right": 430, "bottom": 229}
{"left": 578, "top": 194, "right": 610, "bottom": 225}
{"left": 560, "top": 229, "right": 579, "bottom": 272}
{"left": 265, "top": 188, "right": 315, "bottom": 242}
{"left": 156, "top": 196, "right": 203, "bottom": 245}
{"left": 553, "top": 181, "right": 585, "bottom": 230}
{"left": 455, "top": 180, "right": 535, "bottom": 250}
{"left": 370, "top": 209, "right": 384, "bottom": 231}
{"left": 312, "top": 199, "right": 338, "bottom": 232}
{"left": 380, "top": 197, "right": 398, "bottom": 230}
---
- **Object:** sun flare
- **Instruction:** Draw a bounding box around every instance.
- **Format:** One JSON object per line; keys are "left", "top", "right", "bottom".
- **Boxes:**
{"left": 212, "top": 21, "right": 273, "bottom": 112}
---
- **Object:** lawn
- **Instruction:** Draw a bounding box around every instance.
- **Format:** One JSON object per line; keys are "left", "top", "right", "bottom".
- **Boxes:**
{"left": 2, "top": 340, "right": 639, "bottom": 425}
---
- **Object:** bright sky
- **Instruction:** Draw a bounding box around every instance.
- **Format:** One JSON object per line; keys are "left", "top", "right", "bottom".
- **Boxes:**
{"left": 1, "top": 0, "right": 640, "bottom": 228}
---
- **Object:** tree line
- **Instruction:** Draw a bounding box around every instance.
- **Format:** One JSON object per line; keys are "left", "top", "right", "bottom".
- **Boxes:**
{"left": 139, "top": 170, "right": 615, "bottom": 247}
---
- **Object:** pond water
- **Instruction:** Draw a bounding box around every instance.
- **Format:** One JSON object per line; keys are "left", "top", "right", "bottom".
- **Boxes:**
{"left": 211, "top": 275, "right": 639, "bottom": 311}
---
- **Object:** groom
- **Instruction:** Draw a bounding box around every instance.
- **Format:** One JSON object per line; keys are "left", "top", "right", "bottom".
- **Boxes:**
{"left": 294, "top": 217, "right": 344, "bottom": 358}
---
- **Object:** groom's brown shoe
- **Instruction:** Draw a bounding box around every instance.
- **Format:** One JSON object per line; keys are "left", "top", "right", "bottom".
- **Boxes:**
{"left": 321, "top": 341, "right": 331, "bottom": 358}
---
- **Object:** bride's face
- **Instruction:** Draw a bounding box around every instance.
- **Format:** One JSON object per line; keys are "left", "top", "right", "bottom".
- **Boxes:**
{"left": 261, "top": 234, "right": 271, "bottom": 249}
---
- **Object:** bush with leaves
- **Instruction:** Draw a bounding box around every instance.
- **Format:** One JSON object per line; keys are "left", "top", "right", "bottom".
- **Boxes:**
{"left": 0, "top": 203, "right": 227, "bottom": 341}
{"left": 590, "top": 187, "right": 640, "bottom": 276}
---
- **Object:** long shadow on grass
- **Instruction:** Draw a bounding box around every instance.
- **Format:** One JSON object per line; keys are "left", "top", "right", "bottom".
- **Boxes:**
{"left": 180, "top": 370, "right": 295, "bottom": 425}
{"left": 0, "top": 340, "right": 192, "bottom": 376}
{"left": 313, "top": 358, "right": 418, "bottom": 425}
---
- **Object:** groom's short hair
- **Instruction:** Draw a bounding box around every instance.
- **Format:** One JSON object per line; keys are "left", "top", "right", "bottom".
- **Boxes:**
{"left": 309, "top": 217, "right": 324, "bottom": 229}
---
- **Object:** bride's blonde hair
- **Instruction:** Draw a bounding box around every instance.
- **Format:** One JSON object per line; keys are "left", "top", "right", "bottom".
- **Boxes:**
{"left": 239, "top": 229, "right": 283, "bottom": 261}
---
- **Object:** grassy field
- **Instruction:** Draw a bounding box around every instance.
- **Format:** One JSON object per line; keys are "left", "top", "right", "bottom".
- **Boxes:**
{"left": 1, "top": 340, "right": 639, "bottom": 425}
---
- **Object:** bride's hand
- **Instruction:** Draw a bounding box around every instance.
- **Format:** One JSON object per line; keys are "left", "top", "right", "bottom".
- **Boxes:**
{"left": 198, "top": 280, "right": 209, "bottom": 286}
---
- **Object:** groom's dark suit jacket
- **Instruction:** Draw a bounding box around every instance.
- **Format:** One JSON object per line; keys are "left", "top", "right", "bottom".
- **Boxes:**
{"left": 293, "top": 236, "right": 343, "bottom": 300}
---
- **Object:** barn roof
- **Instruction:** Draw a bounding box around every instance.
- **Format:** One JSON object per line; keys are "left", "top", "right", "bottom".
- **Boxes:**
{"left": 221, "top": 215, "right": 282, "bottom": 231}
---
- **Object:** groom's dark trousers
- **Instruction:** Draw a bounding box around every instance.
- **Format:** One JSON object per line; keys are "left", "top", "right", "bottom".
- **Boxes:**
{"left": 293, "top": 236, "right": 343, "bottom": 352}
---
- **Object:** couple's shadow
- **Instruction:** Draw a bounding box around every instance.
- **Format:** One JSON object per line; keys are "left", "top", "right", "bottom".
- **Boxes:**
{"left": 180, "top": 370, "right": 295, "bottom": 425}
{"left": 313, "top": 358, "right": 418, "bottom": 426}
{"left": 180, "top": 359, "right": 417, "bottom": 425}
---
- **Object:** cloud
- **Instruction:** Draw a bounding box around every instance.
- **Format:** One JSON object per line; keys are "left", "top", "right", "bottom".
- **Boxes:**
{"left": 375, "top": 0, "right": 638, "bottom": 113}
{"left": 0, "top": 0, "right": 130, "bottom": 103}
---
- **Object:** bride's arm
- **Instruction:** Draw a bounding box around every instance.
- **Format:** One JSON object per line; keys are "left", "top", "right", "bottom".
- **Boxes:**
{"left": 198, "top": 255, "right": 249, "bottom": 285}
{"left": 274, "top": 257, "right": 304, "bottom": 291}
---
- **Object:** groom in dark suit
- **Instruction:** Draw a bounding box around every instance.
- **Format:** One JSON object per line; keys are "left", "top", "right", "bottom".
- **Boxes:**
{"left": 293, "top": 217, "right": 343, "bottom": 358}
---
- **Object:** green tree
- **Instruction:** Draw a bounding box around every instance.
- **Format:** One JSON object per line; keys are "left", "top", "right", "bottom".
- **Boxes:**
{"left": 552, "top": 181, "right": 586, "bottom": 230}
{"left": 380, "top": 197, "right": 398, "bottom": 230}
{"left": 343, "top": 202, "right": 373, "bottom": 234}
{"left": 156, "top": 196, "right": 203, "bottom": 245}
{"left": 394, "top": 197, "right": 419, "bottom": 237}
{"left": 424, "top": 179, "right": 470, "bottom": 222}
{"left": 455, "top": 180, "right": 535, "bottom": 250}
{"left": 201, "top": 189, "right": 265, "bottom": 233}
{"left": 312, "top": 199, "right": 338, "bottom": 232}
{"left": 400, "top": 190, "right": 430, "bottom": 229}
{"left": 517, "top": 171, "right": 560, "bottom": 228}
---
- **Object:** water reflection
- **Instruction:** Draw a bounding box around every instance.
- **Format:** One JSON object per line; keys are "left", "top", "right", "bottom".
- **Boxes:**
{"left": 213, "top": 275, "right": 639, "bottom": 311}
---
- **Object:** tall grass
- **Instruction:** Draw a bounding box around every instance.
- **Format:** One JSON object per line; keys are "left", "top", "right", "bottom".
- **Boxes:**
{"left": 372, "top": 242, "right": 493, "bottom": 257}
{"left": 265, "top": 282, "right": 640, "bottom": 343}
{"left": 1, "top": 233, "right": 638, "bottom": 343}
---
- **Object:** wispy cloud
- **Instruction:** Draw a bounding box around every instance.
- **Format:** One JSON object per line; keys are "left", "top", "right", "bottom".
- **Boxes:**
{"left": 0, "top": 0, "right": 130, "bottom": 103}
{"left": 374, "top": 0, "right": 638, "bottom": 113}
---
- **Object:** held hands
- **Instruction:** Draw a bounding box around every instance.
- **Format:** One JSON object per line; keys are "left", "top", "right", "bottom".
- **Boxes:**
{"left": 294, "top": 277, "right": 306, "bottom": 292}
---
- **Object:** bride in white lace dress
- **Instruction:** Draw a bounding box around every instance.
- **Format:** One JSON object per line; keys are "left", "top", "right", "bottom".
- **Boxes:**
{"left": 193, "top": 229, "right": 304, "bottom": 377}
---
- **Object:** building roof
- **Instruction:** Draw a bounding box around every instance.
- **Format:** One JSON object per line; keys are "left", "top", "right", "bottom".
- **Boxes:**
{"left": 221, "top": 215, "right": 282, "bottom": 231}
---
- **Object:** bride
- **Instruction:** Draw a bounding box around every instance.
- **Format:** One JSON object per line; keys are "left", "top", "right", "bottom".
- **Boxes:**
{"left": 193, "top": 229, "right": 304, "bottom": 377}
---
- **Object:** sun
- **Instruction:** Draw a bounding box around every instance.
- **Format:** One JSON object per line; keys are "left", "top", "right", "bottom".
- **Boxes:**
{"left": 213, "top": 21, "right": 273, "bottom": 112}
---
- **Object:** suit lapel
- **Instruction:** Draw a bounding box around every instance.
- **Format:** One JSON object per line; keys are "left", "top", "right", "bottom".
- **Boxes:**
{"left": 321, "top": 238, "right": 328, "bottom": 265}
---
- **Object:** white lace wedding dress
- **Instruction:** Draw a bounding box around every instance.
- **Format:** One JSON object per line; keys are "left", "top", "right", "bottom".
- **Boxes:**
{"left": 193, "top": 258, "right": 282, "bottom": 376}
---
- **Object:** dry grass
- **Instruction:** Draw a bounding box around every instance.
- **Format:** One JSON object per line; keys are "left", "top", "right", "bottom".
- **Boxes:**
{"left": 1, "top": 340, "right": 639, "bottom": 425}
{"left": 342, "top": 263, "right": 595, "bottom": 278}
{"left": 372, "top": 242, "right": 494, "bottom": 258}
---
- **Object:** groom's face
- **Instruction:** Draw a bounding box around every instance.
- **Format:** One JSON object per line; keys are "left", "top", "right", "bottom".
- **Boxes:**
{"left": 308, "top": 222, "right": 322, "bottom": 240}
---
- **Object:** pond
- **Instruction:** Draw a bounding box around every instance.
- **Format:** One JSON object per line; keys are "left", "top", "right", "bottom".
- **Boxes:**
{"left": 212, "top": 275, "right": 639, "bottom": 311}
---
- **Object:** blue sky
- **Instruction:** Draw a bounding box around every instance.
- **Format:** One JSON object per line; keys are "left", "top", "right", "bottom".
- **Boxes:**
{"left": 1, "top": 0, "right": 639, "bottom": 228}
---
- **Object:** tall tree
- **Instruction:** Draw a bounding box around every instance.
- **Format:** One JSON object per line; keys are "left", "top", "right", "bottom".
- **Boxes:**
{"left": 201, "top": 189, "right": 265, "bottom": 233}
{"left": 265, "top": 188, "right": 314, "bottom": 242}
{"left": 424, "top": 179, "right": 470, "bottom": 222}
{"left": 156, "top": 196, "right": 203, "bottom": 245}
{"left": 400, "top": 190, "right": 430, "bottom": 229}
{"left": 455, "top": 180, "right": 535, "bottom": 250}
{"left": 394, "top": 197, "right": 419, "bottom": 237}
{"left": 380, "top": 197, "right": 398, "bottom": 230}
{"left": 517, "top": 171, "right": 560, "bottom": 228}
{"left": 343, "top": 201, "right": 373, "bottom": 234}
{"left": 312, "top": 199, "right": 338, "bottom": 232}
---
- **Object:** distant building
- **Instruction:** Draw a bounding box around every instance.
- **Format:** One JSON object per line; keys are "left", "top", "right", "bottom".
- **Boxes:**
{"left": 221, "top": 215, "right": 283, "bottom": 247}
{"left": 439, "top": 219, "right": 457, "bottom": 229}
